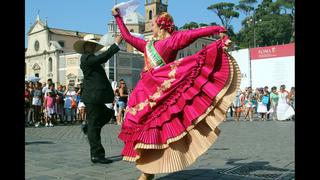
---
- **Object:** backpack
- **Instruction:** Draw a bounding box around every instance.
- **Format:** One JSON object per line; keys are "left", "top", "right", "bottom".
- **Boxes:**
{"left": 262, "top": 95, "right": 269, "bottom": 105}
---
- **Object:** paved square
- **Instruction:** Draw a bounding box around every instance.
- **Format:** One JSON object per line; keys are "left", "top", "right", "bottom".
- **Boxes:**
{"left": 25, "top": 120, "right": 294, "bottom": 180}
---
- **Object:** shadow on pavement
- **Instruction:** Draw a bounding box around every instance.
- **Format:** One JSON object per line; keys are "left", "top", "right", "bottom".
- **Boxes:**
{"left": 213, "top": 148, "right": 230, "bottom": 150}
{"left": 108, "top": 155, "right": 123, "bottom": 162}
{"left": 157, "top": 159, "right": 295, "bottom": 180}
{"left": 25, "top": 141, "right": 55, "bottom": 145}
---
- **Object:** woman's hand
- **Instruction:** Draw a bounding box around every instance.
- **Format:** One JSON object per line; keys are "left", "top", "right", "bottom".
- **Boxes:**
{"left": 224, "top": 39, "right": 232, "bottom": 46}
{"left": 221, "top": 35, "right": 232, "bottom": 51}
{"left": 112, "top": 7, "right": 120, "bottom": 16}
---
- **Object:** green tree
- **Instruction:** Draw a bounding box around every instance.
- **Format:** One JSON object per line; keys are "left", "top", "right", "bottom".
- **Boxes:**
{"left": 179, "top": 22, "right": 199, "bottom": 30}
{"left": 199, "top": 23, "right": 208, "bottom": 27}
{"left": 235, "top": 0, "right": 257, "bottom": 17}
{"left": 207, "top": 2, "right": 240, "bottom": 31}
{"left": 255, "top": 0, "right": 280, "bottom": 17}
{"left": 236, "top": 0, "right": 293, "bottom": 48}
{"left": 275, "top": 0, "right": 295, "bottom": 42}
{"left": 235, "top": 0, "right": 258, "bottom": 27}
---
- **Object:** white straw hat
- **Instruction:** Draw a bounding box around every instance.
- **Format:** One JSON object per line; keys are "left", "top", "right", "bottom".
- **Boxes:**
{"left": 73, "top": 34, "right": 104, "bottom": 54}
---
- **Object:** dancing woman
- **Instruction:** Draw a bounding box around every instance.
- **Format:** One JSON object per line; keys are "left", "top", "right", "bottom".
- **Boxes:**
{"left": 112, "top": 7, "right": 241, "bottom": 180}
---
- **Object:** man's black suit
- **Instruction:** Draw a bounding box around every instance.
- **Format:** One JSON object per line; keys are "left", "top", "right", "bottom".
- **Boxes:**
{"left": 80, "top": 43, "right": 119, "bottom": 158}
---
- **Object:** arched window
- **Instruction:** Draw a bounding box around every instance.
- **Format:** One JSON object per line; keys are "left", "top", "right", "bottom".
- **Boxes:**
{"left": 149, "top": 10, "right": 153, "bottom": 20}
{"left": 48, "top": 58, "right": 52, "bottom": 72}
{"left": 58, "top": 40, "right": 65, "bottom": 47}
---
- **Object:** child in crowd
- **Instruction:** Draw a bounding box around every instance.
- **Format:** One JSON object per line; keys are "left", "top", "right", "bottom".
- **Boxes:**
{"left": 44, "top": 90, "right": 56, "bottom": 127}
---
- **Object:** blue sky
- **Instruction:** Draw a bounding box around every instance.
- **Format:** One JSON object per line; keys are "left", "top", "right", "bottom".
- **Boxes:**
{"left": 25, "top": 0, "right": 258, "bottom": 47}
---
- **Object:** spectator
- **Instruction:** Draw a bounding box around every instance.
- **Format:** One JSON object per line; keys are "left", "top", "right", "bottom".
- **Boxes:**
{"left": 28, "top": 81, "right": 34, "bottom": 92}
{"left": 42, "top": 78, "right": 53, "bottom": 98}
{"left": 114, "top": 89, "right": 120, "bottom": 125}
{"left": 240, "top": 90, "right": 246, "bottom": 112}
{"left": 264, "top": 86, "right": 271, "bottom": 120}
{"left": 289, "top": 87, "right": 295, "bottom": 110}
{"left": 48, "top": 83, "right": 58, "bottom": 124}
{"left": 77, "top": 83, "right": 86, "bottom": 123}
{"left": 232, "top": 90, "right": 242, "bottom": 121}
{"left": 27, "top": 82, "right": 35, "bottom": 125}
{"left": 74, "top": 86, "right": 80, "bottom": 122}
{"left": 289, "top": 87, "right": 295, "bottom": 120}
{"left": 44, "top": 90, "right": 56, "bottom": 127}
{"left": 56, "top": 85, "right": 65, "bottom": 124}
{"left": 25, "top": 83, "right": 31, "bottom": 126}
{"left": 269, "top": 86, "right": 279, "bottom": 121}
{"left": 253, "top": 87, "right": 260, "bottom": 115}
{"left": 277, "top": 85, "right": 294, "bottom": 121}
{"left": 64, "top": 85, "right": 77, "bottom": 124}
{"left": 117, "top": 79, "right": 128, "bottom": 125}
{"left": 257, "top": 88, "right": 268, "bottom": 121}
{"left": 32, "top": 82, "right": 43, "bottom": 127}
{"left": 244, "top": 87, "right": 256, "bottom": 121}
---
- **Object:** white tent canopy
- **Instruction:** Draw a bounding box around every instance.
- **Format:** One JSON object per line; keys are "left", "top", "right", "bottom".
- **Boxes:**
{"left": 25, "top": 75, "right": 40, "bottom": 82}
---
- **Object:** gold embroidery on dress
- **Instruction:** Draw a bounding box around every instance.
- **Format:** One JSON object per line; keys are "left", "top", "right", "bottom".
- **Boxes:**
{"left": 128, "top": 58, "right": 183, "bottom": 115}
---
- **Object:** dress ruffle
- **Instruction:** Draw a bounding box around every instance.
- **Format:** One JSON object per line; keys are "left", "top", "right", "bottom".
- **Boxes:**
{"left": 118, "top": 39, "right": 241, "bottom": 173}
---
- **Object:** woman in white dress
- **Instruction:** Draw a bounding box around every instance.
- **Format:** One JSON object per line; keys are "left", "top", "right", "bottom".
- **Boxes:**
{"left": 276, "top": 85, "right": 295, "bottom": 121}
{"left": 257, "top": 88, "right": 268, "bottom": 121}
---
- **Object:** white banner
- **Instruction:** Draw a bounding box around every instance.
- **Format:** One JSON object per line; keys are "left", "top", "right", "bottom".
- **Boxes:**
{"left": 251, "top": 56, "right": 295, "bottom": 89}
{"left": 229, "top": 49, "right": 251, "bottom": 90}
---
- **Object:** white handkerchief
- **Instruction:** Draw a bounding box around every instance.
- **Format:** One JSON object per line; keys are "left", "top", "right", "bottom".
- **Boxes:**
{"left": 113, "top": 0, "right": 139, "bottom": 17}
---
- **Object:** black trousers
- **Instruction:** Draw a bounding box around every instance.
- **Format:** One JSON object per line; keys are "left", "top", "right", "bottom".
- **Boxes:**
{"left": 85, "top": 103, "right": 112, "bottom": 157}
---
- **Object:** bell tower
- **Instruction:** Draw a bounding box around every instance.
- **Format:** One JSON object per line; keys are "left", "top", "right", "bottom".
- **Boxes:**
{"left": 145, "top": 0, "right": 168, "bottom": 33}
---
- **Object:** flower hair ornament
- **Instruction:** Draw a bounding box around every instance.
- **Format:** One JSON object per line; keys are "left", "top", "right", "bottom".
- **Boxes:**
{"left": 156, "top": 16, "right": 175, "bottom": 34}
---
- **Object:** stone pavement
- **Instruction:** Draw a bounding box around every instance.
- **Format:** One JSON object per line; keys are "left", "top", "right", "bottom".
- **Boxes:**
{"left": 25, "top": 119, "right": 294, "bottom": 180}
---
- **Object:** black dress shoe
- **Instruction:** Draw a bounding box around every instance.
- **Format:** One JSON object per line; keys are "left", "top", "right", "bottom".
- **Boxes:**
{"left": 91, "top": 157, "right": 113, "bottom": 164}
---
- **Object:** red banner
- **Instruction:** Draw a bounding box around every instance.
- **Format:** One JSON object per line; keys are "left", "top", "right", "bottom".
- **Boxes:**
{"left": 250, "top": 43, "right": 295, "bottom": 60}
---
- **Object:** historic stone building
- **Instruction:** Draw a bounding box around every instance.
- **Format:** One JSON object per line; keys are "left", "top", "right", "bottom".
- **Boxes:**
{"left": 25, "top": 0, "right": 215, "bottom": 89}
{"left": 144, "top": 0, "right": 168, "bottom": 33}
{"left": 25, "top": 15, "right": 144, "bottom": 89}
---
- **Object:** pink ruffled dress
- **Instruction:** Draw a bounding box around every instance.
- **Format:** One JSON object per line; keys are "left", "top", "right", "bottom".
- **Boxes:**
{"left": 115, "top": 15, "right": 241, "bottom": 174}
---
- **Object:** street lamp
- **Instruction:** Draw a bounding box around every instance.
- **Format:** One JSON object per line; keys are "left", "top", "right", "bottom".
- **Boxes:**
{"left": 247, "top": 16, "right": 262, "bottom": 48}
{"left": 246, "top": 11, "right": 262, "bottom": 87}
